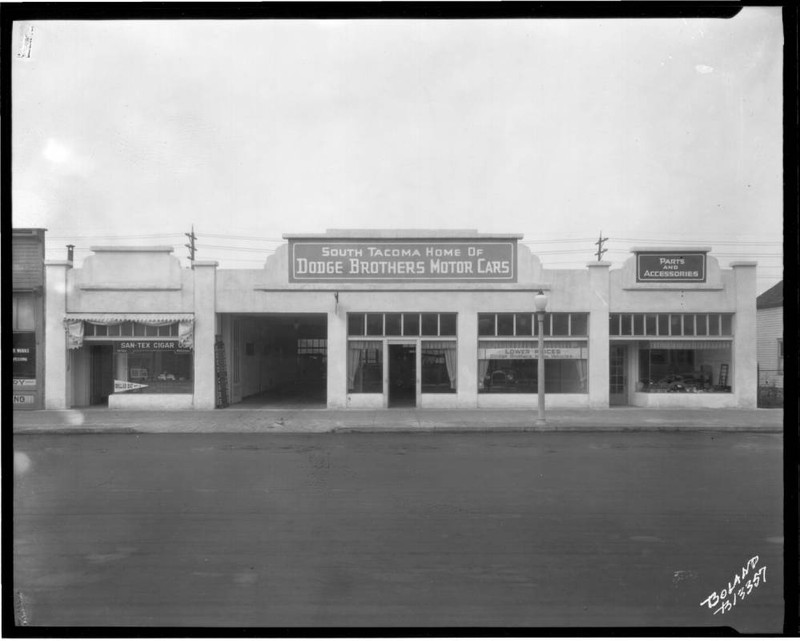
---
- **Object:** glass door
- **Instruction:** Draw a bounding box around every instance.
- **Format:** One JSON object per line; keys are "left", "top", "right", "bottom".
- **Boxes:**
{"left": 609, "top": 344, "right": 628, "bottom": 406}
{"left": 388, "top": 343, "right": 417, "bottom": 408}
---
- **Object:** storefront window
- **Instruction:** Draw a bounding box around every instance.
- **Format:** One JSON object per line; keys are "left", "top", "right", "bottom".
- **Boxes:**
{"left": 347, "top": 341, "right": 383, "bottom": 393}
{"left": 638, "top": 341, "right": 732, "bottom": 392}
{"left": 117, "top": 345, "right": 193, "bottom": 394}
{"left": 478, "top": 340, "right": 588, "bottom": 394}
{"left": 421, "top": 341, "right": 457, "bottom": 393}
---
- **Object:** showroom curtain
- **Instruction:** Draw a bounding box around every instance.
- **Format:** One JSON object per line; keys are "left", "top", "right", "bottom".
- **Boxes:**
{"left": 478, "top": 359, "right": 490, "bottom": 389}
{"left": 424, "top": 341, "right": 457, "bottom": 390}
{"left": 347, "top": 341, "right": 370, "bottom": 391}
{"left": 574, "top": 359, "right": 588, "bottom": 392}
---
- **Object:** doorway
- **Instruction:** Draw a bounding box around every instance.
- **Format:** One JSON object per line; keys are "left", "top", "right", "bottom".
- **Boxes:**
{"left": 388, "top": 344, "right": 416, "bottom": 408}
{"left": 609, "top": 345, "right": 628, "bottom": 406}
{"left": 90, "top": 345, "right": 114, "bottom": 406}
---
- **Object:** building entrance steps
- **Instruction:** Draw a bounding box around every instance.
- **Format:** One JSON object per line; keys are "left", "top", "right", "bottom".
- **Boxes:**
{"left": 13, "top": 407, "right": 783, "bottom": 434}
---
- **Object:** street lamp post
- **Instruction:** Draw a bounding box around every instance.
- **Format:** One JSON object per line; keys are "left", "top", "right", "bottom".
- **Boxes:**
{"left": 534, "top": 290, "right": 548, "bottom": 426}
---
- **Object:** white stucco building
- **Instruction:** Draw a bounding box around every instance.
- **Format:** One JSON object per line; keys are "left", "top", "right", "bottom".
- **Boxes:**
{"left": 43, "top": 230, "right": 759, "bottom": 411}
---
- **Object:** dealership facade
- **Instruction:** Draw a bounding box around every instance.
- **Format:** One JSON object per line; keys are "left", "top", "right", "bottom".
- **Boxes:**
{"left": 43, "top": 230, "right": 759, "bottom": 411}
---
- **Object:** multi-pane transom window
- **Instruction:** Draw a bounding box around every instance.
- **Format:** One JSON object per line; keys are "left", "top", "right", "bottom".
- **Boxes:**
{"left": 348, "top": 313, "right": 457, "bottom": 337}
{"left": 297, "top": 338, "right": 327, "bottom": 356}
{"left": 609, "top": 313, "right": 733, "bottom": 337}
{"left": 84, "top": 322, "right": 181, "bottom": 338}
{"left": 478, "top": 313, "right": 588, "bottom": 337}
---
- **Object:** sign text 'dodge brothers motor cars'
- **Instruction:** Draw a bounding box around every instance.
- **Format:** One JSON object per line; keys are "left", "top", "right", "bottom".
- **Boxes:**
{"left": 289, "top": 240, "right": 517, "bottom": 282}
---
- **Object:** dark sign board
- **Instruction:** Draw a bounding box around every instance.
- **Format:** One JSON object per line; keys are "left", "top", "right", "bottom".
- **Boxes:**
{"left": 636, "top": 252, "right": 706, "bottom": 283}
{"left": 13, "top": 332, "right": 36, "bottom": 378}
{"left": 289, "top": 240, "right": 517, "bottom": 282}
{"left": 116, "top": 340, "right": 182, "bottom": 352}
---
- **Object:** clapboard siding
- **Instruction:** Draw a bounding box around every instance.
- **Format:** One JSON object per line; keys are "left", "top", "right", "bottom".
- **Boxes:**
{"left": 757, "top": 307, "right": 783, "bottom": 371}
{"left": 12, "top": 236, "right": 44, "bottom": 289}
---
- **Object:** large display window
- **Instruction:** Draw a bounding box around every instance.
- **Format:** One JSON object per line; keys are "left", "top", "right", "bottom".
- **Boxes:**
{"left": 116, "top": 342, "right": 194, "bottom": 394}
{"left": 477, "top": 312, "right": 588, "bottom": 394}
{"left": 64, "top": 316, "right": 195, "bottom": 396}
{"left": 477, "top": 340, "right": 588, "bottom": 393}
{"left": 637, "top": 341, "right": 732, "bottom": 393}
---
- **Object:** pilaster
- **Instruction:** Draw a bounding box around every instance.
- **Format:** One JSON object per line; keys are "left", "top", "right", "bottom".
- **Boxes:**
{"left": 587, "top": 262, "right": 611, "bottom": 408}
{"left": 732, "top": 261, "right": 758, "bottom": 408}
{"left": 192, "top": 261, "right": 218, "bottom": 409}
{"left": 44, "top": 260, "right": 72, "bottom": 409}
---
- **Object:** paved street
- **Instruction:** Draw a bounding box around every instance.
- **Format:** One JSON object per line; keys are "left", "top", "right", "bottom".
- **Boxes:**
{"left": 13, "top": 431, "right": 783, "bottom": 631}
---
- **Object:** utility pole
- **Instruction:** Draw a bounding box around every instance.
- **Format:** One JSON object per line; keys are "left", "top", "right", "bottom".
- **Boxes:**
{"left": 594, "top": 232, "right": 608, "bottom": 261}
{"left": 185, "top": 225, "right": 197, "bottom": 264}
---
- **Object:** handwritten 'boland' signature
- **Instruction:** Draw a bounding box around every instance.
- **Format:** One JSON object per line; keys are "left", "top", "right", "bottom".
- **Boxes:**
{"left": 700, "top": 555, "right": 766, "bottom": 616}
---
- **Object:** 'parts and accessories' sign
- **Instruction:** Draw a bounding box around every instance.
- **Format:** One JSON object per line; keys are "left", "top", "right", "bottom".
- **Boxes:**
{"left": 636, "top": 252, "right": 707, "bottom": 283}
{"left": 289, "top": 240, "right": 517, "bottom": 282}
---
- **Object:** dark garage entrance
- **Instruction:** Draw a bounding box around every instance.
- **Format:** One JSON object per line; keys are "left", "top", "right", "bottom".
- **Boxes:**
{"left": 228, "top": 313, "right": 327, "bottom": 408}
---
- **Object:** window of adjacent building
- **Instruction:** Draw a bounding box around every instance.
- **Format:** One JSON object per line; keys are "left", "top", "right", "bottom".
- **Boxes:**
{"left": 12, "top": 294, "right": 36, "bottom": 331}
{"left": 638, "top": 343, "right": 732, "bottom": 393}
{"left": 347, "top": 341, "right": 383, "bottom": 393}
{"left": 421, "top": 341, "right": 457, "bottom": 393}
{"left": 477, "top": 340, "right": 588, "bottom": 394}
{"left": 778, "top": 339, "right": 784, "bottom": 372}
{"left": 609, "top": 313, "right": 734, "bottom": 337}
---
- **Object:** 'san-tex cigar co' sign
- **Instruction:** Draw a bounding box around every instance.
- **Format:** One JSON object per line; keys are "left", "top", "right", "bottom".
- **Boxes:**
{"left": 289, "top": 240, "right": 517, "bottom": 282}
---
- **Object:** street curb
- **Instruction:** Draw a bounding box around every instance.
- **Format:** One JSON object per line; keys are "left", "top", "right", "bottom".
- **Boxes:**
{"left": 14, "top": 425, "right": 783, "bottom": 435}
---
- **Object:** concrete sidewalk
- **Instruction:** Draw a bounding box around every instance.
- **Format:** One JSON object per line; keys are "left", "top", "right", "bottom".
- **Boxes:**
{"left": 12, "top": 407, "right": 784, "bottom": 434}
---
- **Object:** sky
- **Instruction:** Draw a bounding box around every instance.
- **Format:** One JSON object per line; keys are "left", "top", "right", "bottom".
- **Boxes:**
{"left": 11, "top": 9, "right": 784, "bottom": 292}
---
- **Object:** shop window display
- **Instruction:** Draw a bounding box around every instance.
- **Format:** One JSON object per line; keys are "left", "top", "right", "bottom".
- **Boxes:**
{"left": 118, "top": 347, "right": 193, "bottom": 394}
{"left": 638, "top": 344, "right": 732, "bottom": 393}
{"left": 477, "top": 340, "right": 588, "bottom": 394}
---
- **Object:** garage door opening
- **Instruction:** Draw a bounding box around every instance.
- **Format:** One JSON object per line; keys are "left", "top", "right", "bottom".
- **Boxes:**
{"left": 228, "top": 313, "right": 327, "bottom": 408}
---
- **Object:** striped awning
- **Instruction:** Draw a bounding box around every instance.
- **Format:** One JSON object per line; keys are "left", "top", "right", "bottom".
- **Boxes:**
{"left": 63, "top": 313, "right": 193, "bottom": 324}
{"left": 643, "top": 340, "right": 732, "bottom": 350}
